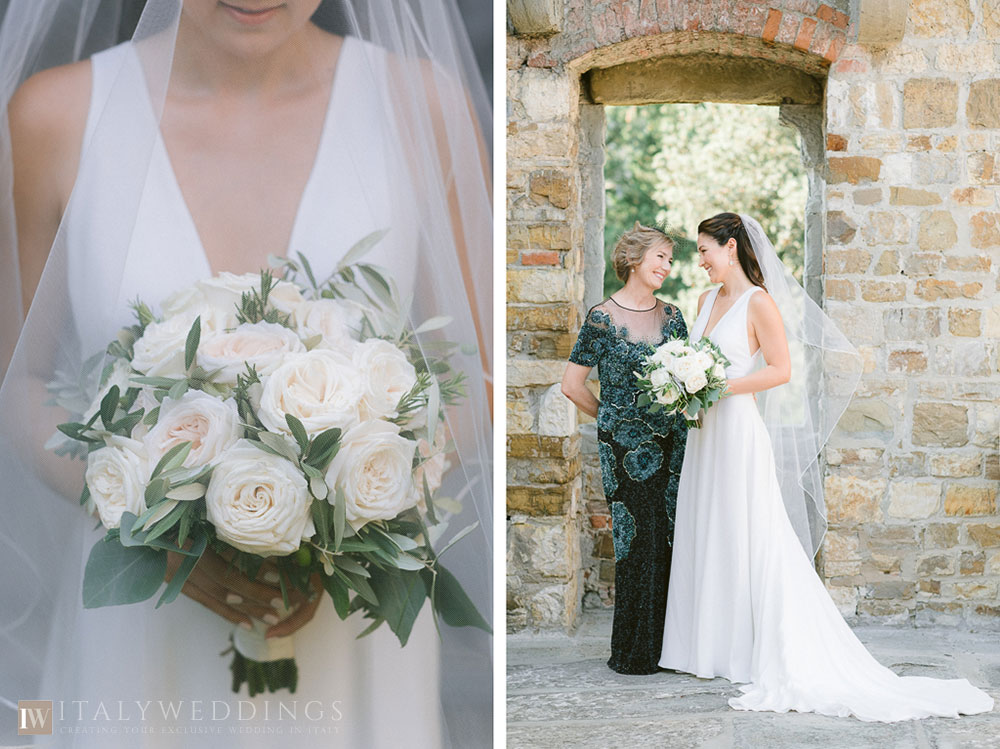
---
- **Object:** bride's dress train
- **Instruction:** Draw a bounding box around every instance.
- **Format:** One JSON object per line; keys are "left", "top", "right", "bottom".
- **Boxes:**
{"left": 659, "top": 285, "right": 994, "bottom": 722}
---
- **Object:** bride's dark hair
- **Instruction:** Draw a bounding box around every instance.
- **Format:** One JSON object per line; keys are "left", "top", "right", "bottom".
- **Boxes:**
{"left": 697, "top": 213, "right": 766, "bottom": 290}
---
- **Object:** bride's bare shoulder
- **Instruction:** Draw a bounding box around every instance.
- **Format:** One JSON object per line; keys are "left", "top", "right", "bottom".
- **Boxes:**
{"left": 9, "top": 58, "right": 91, "bottom": 146}
{"left": 8, "top": 58, "right": 91, "bottom": 200}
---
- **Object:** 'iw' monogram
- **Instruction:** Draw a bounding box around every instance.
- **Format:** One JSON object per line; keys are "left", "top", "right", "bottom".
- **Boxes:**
{"left": 17, "top": 701, "right": 52, "bottom": 735}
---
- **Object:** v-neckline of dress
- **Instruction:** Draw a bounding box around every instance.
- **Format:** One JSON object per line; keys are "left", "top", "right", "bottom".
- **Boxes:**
{"left": 701, "top": 285, "right": 755, "bottom": 340}
{"left": 155, "top": 35, "right": 353, "bottom": 277}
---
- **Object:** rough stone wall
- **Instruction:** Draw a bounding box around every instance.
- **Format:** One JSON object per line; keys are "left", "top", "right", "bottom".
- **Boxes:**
{"left": 507, "top": 0, "right": 1000, "bottom": 633}
{"left": 818, "top": 0, "right": 1000, "bottom": 628}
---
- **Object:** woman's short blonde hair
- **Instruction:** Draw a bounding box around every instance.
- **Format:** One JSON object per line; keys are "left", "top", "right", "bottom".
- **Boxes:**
{"left": 611, "top": 222, "right": 673, "bottom": 282}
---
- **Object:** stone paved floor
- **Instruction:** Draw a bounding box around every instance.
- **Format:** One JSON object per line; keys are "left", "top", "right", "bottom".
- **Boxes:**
{"left": 507, "top": 610, "right": 1000, "bottom": 748}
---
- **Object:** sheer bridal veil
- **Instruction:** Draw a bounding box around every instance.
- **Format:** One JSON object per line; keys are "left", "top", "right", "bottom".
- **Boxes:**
{"left": 0, "top": 1, "right": 491, "bottom": 746}
{"left": 740, "top": 215, "right": 861, "bottom": 559}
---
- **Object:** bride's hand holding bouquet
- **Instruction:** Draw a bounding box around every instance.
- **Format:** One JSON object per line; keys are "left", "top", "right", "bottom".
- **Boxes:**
{"left": 635, "top": 336, "right": 730, "bottom": 428}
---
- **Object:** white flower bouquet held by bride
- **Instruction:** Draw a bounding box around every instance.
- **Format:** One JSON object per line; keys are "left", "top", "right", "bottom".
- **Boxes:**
{"left": 48, "top": 231, "right": 490, "bottom": 697}
{"left": 635, "top": 336, "right": 731, "bottom": 428}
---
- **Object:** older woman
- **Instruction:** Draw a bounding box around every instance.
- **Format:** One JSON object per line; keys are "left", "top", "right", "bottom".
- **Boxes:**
{"left": 561, "top": 222, "right": 688, "bottom": 674}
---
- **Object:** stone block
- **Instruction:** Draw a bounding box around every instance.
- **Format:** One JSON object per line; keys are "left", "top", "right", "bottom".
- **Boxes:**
{"left": 825, "top": 249, "right": 871, "bottom": 274}
{"left": 865, "top": 524, "right": 919, "bottom": 549}
{"left": 826, "top": 211, "right": 857, "bottom": 244}
{"left": 985, "top": 306, "right": 1000, "bottom": 338}
{"left": 960, "top": 550, "right": 986, "bottom": 575}
{"left": 884, "top": 308, "right": 940, "bottom": 340}
{"left": 913, "top": 153, "right": 957, "bottom": 184}
{"left": 929, "top": 452, "right": 983, "bottom": 478}
{"left": 913, "top": 403, "right": 968, "bottom": 447}
{"left": 971, "top": 212, "right": 1000, "bottom": 248}
{"left": 903, "top": 79, "right": 958, "bottom": 128}
{"left": 507, "top": 483, "right": 576, "bottom": 516}
{"left": 915, "top": 602, "right": 962, "bottom": 627}
{"left": 922, "top": 523, "right": 960, "bottom": 547}
{"left": 529, "top": 169, "right": 573, "bottom": 209}
{"left": 538, "top": 383, "right": 576, "bottom": 437}
{"left": 507, "top": 517, "right": 578, "bottom": 580}
{"left": 916, "top": 553, "right": 955, "bottom": 576}
{"left": 507, "top": 456, "right": 581, "bottom": 485}
{"left": 821, "top": 529, "right": 862, "bottom": 577}
{"left": 507, "top": 393, "right": 534, "bottom": 434}
{"left": 917, "top": 211, "right": 957, "bottom": 250}
{"left": 948, "top": 308, "right": 981, "bottom": 337}
{"left": 826, "top": 447, "right": 885, "bottom": 467}
{"left": 509, "top": 68, "right": 572, "bottom": 122}
{"left": 507, "top": 0, "right": 563, "bottom": 35}
{"left": 507, "top": 303, "right": 577, "bottom": 332}
{"left": 934, "top": 341, "right": 992, "bottom": 377}
{"left": 952, "top": 187, "right": 995, "bottom": 205}
{"left": 507, "top": 268, "right": 574, "bottom": 303}
{"left": 972, "top": 404, "right": 998, "bottom": 448}
{"left": 829, "top": 305, "right": 884, "bottom": 345}
{"left": 827, "top": 133, "right": 847, "bottom": 151}
{"left": 507, "top": 358, "right": 568, "bottom": 387}
{"left": 508, "top": 432, "right": 580, "bottom": 460}
{"left": 944, "top": 484, "right": 998, "bottom": 516}
{"left": 874, "top": 251, "right": 900, "bottom": 275}
{"left": 860, "top": 281, "right": 905, "bottom": 302}
{"left": 825, "top": 279, "right": 855, "bottom": 301}
{"left": 837, "top": 398, "right": 894, "bottom": 434}
{"left": 904, "top": 253, "right": 942, "bottom": 276}
{"left": 967, "top": 152, "right": 1000, "bottom": 185}
{"left": 942, "top": 581, "right": 998, "bottom": 599}
{"left": 936, "top": 42, "right": 996, "bottom": 73}
{"left": 967, "top": 79, "right": 1000, "bottom": 129}
{"left": 521, "top": 250, "right": 561, "bottom": 266}
{"left": 914, "top": 279, "right": 982, "bottom": 301}
{"left": 824, "top": 475, "right": 886, "bottom": 524}
{"left": 888, "top": 348, "right": 927, "bottom": 374}
{"left": 890, "top": 187, "right": 941, "bottom": 206}
{"left": 945, "top": 255, "right": 992, "bottom": 272}
{"left": 828, "top": 156, "right": 882, "bottom": 184}
{"left": 853, "top": 188, "right": 882, "bottom": 205}
{"left": 861, "top": 212, "right": 909, "bottom": 245}
{"left": 909, "top": 0, "right": 973, "bottom": 38}
{"left": 887, "top": 481, "right": 941, "bottom": 519}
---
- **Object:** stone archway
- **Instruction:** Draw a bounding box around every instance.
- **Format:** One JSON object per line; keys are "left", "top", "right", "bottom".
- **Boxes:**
{"left": 509, "top": 0, "right": 999, "bottom": 635}
{"left": 507, "top": 1, "right": 852, "bottom": 632}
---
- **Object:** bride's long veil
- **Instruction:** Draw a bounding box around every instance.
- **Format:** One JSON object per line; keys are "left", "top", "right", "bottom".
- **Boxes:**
{"left": 0, "top": 1, "right": 491, "bottom": 745}
{"left": 740, "top": 215, "right": 861, "bottom": 558}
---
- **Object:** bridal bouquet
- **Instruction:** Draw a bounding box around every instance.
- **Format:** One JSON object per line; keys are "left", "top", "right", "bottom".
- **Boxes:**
{"left": 635, "top": 337, "right": 730, "bottom": 428}
{"left": 48, "top": 232, "right": 489, "bottom": 696}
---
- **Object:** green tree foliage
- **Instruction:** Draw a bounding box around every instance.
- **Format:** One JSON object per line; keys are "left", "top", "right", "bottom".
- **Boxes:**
{"left": 604, "top": 103, "right": 807, "bottom": 322}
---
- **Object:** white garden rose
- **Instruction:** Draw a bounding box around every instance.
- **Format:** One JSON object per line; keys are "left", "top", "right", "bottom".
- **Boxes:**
{"left": 694, "top": 351, "right": 714, "bottom": 371}
{"left": 144, "top": 391, "right": 242, "bottom": 468}
{"left": 132, "top": 314, "right": 199, "bottom": 377}
{"left": 649, "top": 367, "right": 673, "bottom": 391}
{"left": 712, "top": 361, "right": 727, "bottom": 379}
{"left": 85, "top": 436, "right": 150, "bottom": 529}
{"left": 661, "top": 339, "right": 687, "bottom": 355}
{"left": 258, "top": 350, "right": 361, "bottom": 435}
{"left": 198, "top": 322, "right": 305, "bottom": 385}
{"left": 649, "top": 348, "right": 674, "bottom": 368}
{"left": 199, "top": 272, "right": 303, "bottom": 317}
{"left": 325, "top": 420, "right": 419, "bottom": 528}
{"left": 353, "top": 339, "right": 418, "bottom": 421}
{"left": 294, "top": 298, "right": 366, "bottom": 352}
{"left": 206, "top": 441, "right": 314, "bottom": 556}
{"left": 671, "top": 356, "right": 700, "bottom": 383}
{"left": 684, "top": 370, "right": 708, "bottom": 394}
{"left": 656, "top": 382, "right": 680, "bottom": 406}
{"left": 162, "top": 273, "right": 303, "bottom": 330}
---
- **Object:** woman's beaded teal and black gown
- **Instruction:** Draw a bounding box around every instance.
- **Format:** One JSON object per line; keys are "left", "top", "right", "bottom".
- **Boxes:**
{"left": 568, "top": 297, "right": 688, "bottom": 674}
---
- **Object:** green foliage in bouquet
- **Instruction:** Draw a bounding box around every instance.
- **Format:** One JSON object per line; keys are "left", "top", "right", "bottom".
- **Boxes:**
{"left": 53, "top": 230, "right": 490, "bottom": 697}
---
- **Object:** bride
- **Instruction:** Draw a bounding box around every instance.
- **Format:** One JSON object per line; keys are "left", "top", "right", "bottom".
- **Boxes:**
{"left": 659, "top": 213, "right": 993, "bottom": 722}
{"left": 0, "top": 1, "right": 491, "bottom": 746}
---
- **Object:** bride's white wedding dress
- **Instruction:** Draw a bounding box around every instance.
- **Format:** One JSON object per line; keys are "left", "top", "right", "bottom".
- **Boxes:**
{"left": 52, "top": 38, "right": 440, "bottom": 747}
{"left": 659, "top": 285, "right": 994, "bottom": 722}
